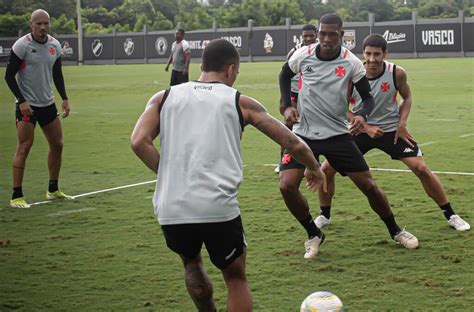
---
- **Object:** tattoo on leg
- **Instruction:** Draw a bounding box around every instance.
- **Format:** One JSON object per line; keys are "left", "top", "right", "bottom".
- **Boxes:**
{"left": 185, "top": 264, "right": 216, "bottom": 312}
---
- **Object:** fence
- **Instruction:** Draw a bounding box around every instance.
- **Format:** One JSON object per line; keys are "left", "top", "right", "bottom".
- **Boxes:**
{"left": 1, "top": 11, "right": 473, "bottom": 65}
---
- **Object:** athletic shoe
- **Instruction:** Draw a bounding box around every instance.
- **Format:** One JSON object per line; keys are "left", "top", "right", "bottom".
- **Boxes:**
{"left": 447, "top": 215, "right": 470, "bottom": 231}
{"left": 10, "top": 197, "right": 31, "bottom": 209}
{"left": 46, "top": 190, "right": 74, "bottom": 200}
{"left": 393, "top": 229, "right": 418, "bottom": 250}
{"left": 315, "top": 215, "right": 331, "bottom": 229}
{"left": 274, "top": 165, "right": 280, "bottom": 174}
{"left": 304, "top": 233, "right": 325, "bottom": 259}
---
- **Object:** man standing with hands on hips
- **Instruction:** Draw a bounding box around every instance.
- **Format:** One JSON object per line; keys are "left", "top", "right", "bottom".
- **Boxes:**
{"left": 4, "top": 9, "right": 72, "bottom": 208}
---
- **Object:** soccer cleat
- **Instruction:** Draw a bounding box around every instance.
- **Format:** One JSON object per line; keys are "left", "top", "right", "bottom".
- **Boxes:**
{"left": 393, "top": 229, "right": 418, "bottom": 250}
{"left": 10, "top": 197, "right": 31, "bottom": 209}
{"left": 315, "top": 215, "right": 331, "bottom": 229}
{"left": 274, "top": 165, "right": 280, "bottom": 174}
{"left": 447, "top": 215, "right": 470, "bottom": 231}
{"left": 46, "top": 190, "right": 74, "bottom": 200}
{"left": 304, "top": 233, "right": 325, "bottom": 259}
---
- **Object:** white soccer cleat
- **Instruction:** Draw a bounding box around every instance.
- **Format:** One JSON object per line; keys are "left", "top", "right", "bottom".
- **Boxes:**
{"left": 315, "top": 215, "right": 331, "bottom": 229}
{"left": 274, "top": 165, "right": 280, "bottom": 174}
{"left": 46, "top": 190, "right": 74, "bottom": 200}
{"left": 304, "top": 233, "right": 325, "bottom": 259}
{"left": 393, "top": 229, "right": 419, "bottom": 250}
{"left": 447, "top": 215, "right": 470, "bottom": 231}
{"left": 10, "top": 197, "right": 31, "bottom": 209}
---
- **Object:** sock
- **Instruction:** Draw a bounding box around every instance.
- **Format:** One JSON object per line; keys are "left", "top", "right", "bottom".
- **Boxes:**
{"left": 299, "top": 215, "right": 322, "bottom": 239}
{"left": 320, "top": 206, "right": 331, "bottom": 219}
{"left": 439, "top": 203, "right": 455, "bottom": 220}
{"left": 48, "top": 180, "right": 58, "bottom": 192}
{"left": 381, "top": 214, "right": 401, "bottom": 238}
{"left": 12, "top": 187, "right": 23, "bottom": 200}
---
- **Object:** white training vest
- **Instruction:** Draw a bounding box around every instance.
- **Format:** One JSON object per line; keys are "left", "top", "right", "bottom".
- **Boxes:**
{"left": 153, "top": 81, "right": 244, "bottom": 225}
{"left": 351, "top": 61, "right": 400, "bottom": 132}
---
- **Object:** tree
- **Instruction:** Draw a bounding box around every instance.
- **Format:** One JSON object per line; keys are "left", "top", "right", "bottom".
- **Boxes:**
{"left": 82, "top": 7, "right": 119, "bottom": 28}
{"left": 0, "top": 13, "right": 29, "bottom": 37}
{"left": 418, "top": 0, "right": 459, "bottom": 18}
{"left": 51, "top": 14, "right": 77, "bottom": 35}
{"left": 151, "top": 11, "right": 174, "bottom": 31}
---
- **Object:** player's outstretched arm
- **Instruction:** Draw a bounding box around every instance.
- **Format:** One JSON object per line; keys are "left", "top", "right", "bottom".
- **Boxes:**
{"left": 394, "top": 66, "right": 416, "bottom": 146}
{"left": 240, "top": 95, "right": 326, "bottom": 192}
{"left": 131, "top": 91, "right": 165, "bottom": 173}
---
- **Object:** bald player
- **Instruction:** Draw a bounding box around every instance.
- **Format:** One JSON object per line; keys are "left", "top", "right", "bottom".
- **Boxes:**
{"left": 278, "top": 14, "right": 419, "bottom": 259}
{"left": 4, "top": 9, "right": 72, "bottom": 208}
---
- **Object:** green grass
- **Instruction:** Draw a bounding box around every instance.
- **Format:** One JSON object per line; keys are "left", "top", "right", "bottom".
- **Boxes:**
{"left": 0, "top": 58, "right": 473, "bottom": 311}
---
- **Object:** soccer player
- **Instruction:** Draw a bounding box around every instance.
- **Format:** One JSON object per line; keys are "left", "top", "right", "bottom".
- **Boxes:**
{"left": 165, "top": 28, "right": 191, "bottom": 86}
{"left": 4, "top": 9, "right": 72, "bottom": 208}
{"left": 278, "top": 14, "right": 419, "bottom": 259}
{"left": 131, "top": 39, "right": 326, "bottom": 312}
{"left": 275, "top": 24, "right": 318, "bottom": 173}
{"left": 316, "top": 34, "right": 470, "bottom": 232}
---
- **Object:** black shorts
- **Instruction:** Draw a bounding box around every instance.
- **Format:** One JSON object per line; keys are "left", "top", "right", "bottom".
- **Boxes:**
{"left": 280, "top": 134, "right": 369, "bottom": 175}
{"left": 290, "top": 91, "right": 298, "bottom": 105}
{"left": 161, "top": 215, "right": 247, "bottom": 270}
{"left": 170, "top": 69, "right": 189, "bottom": 86}
{"left": 16, "top": 103, "right": 58, "bottom": 128}
{"left": 354, "top": 131, "right": 422, "bottom": 159}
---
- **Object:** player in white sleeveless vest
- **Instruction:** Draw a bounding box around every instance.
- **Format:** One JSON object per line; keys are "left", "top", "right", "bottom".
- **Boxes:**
{"left": 132, "top": 39, "right": 326, "bottom": 312}
{"left": 4, "top": 9, "right": 72, "bottom": 208}
{"left": 317, "top": 34, "right": 470, "bottom": 232}
{"left": 278, "top": 14, "right": 419, "bottom": 255}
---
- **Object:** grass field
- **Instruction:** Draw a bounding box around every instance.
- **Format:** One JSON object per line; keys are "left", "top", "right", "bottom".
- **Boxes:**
{"left": 0, "top": 58, "right": 473, "bottom": 311}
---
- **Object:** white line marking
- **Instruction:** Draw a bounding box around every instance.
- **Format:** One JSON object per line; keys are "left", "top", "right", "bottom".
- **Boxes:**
{"left": 459, "top": 133, "right": 474, "bottom": 138}
{"left": 28, "top": 164, "right": 473, "bottom": 207}
{"left": 47, "top": 208, "right": 97, "bottom": 217}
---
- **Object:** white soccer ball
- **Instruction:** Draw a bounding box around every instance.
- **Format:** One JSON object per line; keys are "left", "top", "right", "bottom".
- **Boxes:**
{"left": 300, "top": 291, "right": 345, "bottom": 312}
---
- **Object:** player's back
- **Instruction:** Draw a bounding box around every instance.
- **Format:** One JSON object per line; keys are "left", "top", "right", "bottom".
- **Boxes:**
{"left": 154, "top": 81, "right": 244, "bottom": 225}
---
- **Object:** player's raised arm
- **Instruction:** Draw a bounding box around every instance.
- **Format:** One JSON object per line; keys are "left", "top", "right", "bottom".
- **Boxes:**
{"left": 131, "top": 90, "right": 165, "bottom": 173}
{"left": 240, "top": 95, "right": 326, "bottom": 192}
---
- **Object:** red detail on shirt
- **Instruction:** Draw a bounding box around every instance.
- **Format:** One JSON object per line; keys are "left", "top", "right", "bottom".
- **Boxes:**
{"left": 381, "top": 82, "right": 390, "bottom": 92}
{"left": 49, "top": 47, "right": 55, "bottom": 56}
{"left": 387, "top": 63, "right": 392, "bottom": 72}
{"left": 343, "top": 48, "right": 348, "bottom": 59}
{"left": 307, "top": 46, "right": 311, "bottom": 55}
{"left": 392, "top": 93, "right": 398, "bottom": 103}
{"left": 298, "top": 72, "right": 303, "bottom": 90}
{"left": 349, "top": 97, "right": 356, "bottom": 105}
{"left": 19, "top": 61, "right": 26, "bottom": 70}
{"left": 335, "top": 66, "right": 346, "bottom": 78}
{"left": 22, "top": 115, "right": 30, "bottom": 121}
{"left": 281, "top": 153, "right": 292, "bottom": 165}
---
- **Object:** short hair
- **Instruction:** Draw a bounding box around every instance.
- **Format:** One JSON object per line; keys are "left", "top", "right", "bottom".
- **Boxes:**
{"left": 363, "top": 34, "right": 387, "bottom": 52}
{"left": 319, "top": 13, "right": 343, "bottom": 28}
{"left": 202, "top": 39, "right": 240, "bottom": 72}
{"left": 176, "top": 28, "right": 185, "bottom": 34}
{"left": 302, "top": 24, "right": 317, "bottom": 32}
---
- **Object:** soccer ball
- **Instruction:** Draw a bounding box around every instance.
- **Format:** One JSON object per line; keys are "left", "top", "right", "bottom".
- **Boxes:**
{"left": 300, "top": 291, "right": 345, "bottom": 312}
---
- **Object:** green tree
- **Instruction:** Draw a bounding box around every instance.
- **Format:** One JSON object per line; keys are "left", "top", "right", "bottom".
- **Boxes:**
{"left": 418, "top": 0, "right": 459, "bottom": 18}
{"left": 82, "top": 7, "right": 119, "bottom": 28}
{"left": 51, "top": 14, "right": 76, "bottom": 35}
{"left": 0, "top": 12, "right": 29, "bottom": 37}
{"left": 151, "top": 10, "right": 174, "bottom": 31}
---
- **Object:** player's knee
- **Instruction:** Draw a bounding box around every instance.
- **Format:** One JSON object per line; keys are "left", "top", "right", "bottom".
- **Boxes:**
{"left": 358, "top": 178, "right": 379, "bottom": 196}
{"left": 279, "top": 179, "right": 299, "bottom": 195}
{"left": 411, "top": 163, "right": 431, "bottom": 179}
{"left": 17, "top": 140, "right": 33, "bottom": 155}
{"left": 50, "top": 139, "right": 64, "bottom": 152}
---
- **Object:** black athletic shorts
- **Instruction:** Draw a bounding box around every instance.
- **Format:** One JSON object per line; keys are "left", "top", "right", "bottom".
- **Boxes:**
{"left": 290, "top": 91, "right": 298, "bottom": 105}
{"left": 279, "top": 134, "right": 369, "bottom": 175}
{"left": 16, "top": 103, "right": 58, "bottom": 128}
{"left": 170, "top": 69, "right": 189, "bottom": 86}
{"left": 161, "top": 215, "right": 247, "bottom": 270}
{"left": 354, "top": 131, "right": 422, "bottom": 159}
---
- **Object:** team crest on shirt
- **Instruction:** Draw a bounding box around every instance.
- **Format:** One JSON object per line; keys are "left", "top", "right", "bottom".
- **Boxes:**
{"left": 342, "top": 30, "right": 356, "bottom": 50}
{"left": 335, "top": 66, "right": 346, "bottom": 78}
{"left": 281, "top": 153, "right": 292, "bottom": 165}
{"left": 49, "top": 47, "right": 55, "bottom": 56}
{"left": 123, "top": 38, "right": 135, "bottom": 56}
{"left": 381, "top": 82, "right": 391, "bottom": 92}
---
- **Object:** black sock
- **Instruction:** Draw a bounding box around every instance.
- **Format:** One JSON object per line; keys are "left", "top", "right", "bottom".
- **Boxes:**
{"left": 320, "top": 206, "right": 331, "bottom": 219}
{"left": 48, "top": 180, "right": 58, "bottom": 192}
{"left": 299, "top": 215, "right": 322, "bottom": 239}
{"left": 381, "top": 214, "right": 401, "bottom": 238}
{"left": 12, "top": 187, "right": 23, "bottom": 200}
{"left": 439, "top": 203, "right": 455, "bottom": 220}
